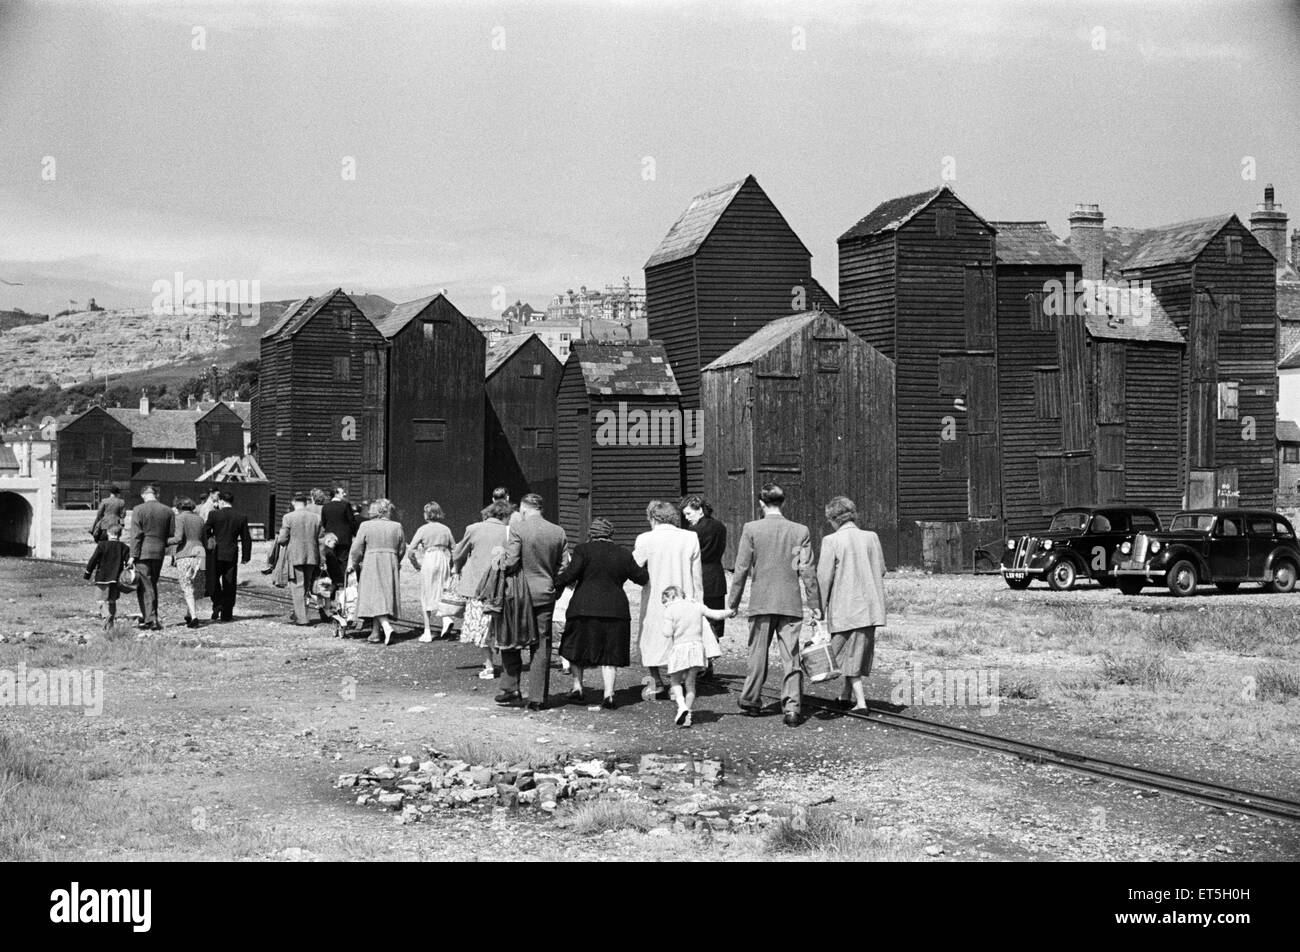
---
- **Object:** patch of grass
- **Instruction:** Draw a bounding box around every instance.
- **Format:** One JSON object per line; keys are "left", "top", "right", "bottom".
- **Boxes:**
{"left": 764, "top": 809, "right": 881, "bottom": 858}
{"left": 1256, "top": 665, "right": 1300, "bottom": 703}
{"left": 441, "top": 736, "right": 559, "bottom": 769}
{"left": 1100, "top": 651, "right": 1191, "bottom": 691}
{"left": 564, "top": 799, "right": 656, "bottom": 835}
{"left": 998, "top": 673, "right": 1042, "bottom": 700}
{"left": 927, "top": 622, "right": 989, "bottom": 657}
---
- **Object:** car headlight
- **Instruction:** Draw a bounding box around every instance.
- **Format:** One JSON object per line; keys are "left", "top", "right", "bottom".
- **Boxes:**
{"left": 1120, "top": 541, "right": 1131, "bottom": 555}
{"left": 1005, "top": 539, "right": 1015, "bottom": 550}
{"left": 1150, "top": 541, "right": 1161, "bottom": 554}
{"left": 1042, "top": 539, "right": 1053, "bottom": 550}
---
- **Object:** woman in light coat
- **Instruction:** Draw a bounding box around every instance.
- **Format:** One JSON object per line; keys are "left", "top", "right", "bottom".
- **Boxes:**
{"left": 408, "top": 501, "right": 456, "bottom": 642}
{"left": 632, "top": 499, "right": 703, "bottom": 699}
{"left": 452, "top": 500, "right": 512, "bottom": 678}
{"left": 816, "top": 495, "right": 887, "bottom": 711}
{"left": 349, "top": 498, "right": 406, "bottom": 646}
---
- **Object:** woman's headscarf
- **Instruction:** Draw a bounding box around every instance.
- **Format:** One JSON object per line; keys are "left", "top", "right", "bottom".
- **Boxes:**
{"left": 588, "top": 518, "right": 615, "bottom": 542}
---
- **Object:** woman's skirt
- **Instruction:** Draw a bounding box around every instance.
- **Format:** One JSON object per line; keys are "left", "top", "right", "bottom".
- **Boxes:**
{"left": 666, "top": 639, "right": 707, "bottom": 676}
{"left": 356, "top": 552, "right": 401, "bottom": 619}
{"left": 418, "top": 546, "right": 452, "bottom": 614}
{"left": 461, "top": 598, "right": 495, "bottom": 648}
{"left": 176, "top": 556, "right": 202, "bottom": 598}
{"left": 560, "top": 616, "right": 632, "bottom": 668}
{"left": 829, "top": 626, "right": 877, "bottom": 678}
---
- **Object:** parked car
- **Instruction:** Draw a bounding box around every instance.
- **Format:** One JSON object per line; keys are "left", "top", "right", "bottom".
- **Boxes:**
{"left": 1112, "top": 508, "right": 1300, "bottom": 597}
{"left": 993, "top": 506, "right": 1162, "bottom": 591}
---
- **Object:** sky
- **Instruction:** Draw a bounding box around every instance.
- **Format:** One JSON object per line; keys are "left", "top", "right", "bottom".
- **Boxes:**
{"left": 1, "top": 0, "right": 1298, "bottom": 318}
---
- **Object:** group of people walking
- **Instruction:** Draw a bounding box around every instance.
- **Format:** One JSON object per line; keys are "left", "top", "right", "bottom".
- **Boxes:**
{"left": 84, "top": 480, "right": 888, "bottom": 728}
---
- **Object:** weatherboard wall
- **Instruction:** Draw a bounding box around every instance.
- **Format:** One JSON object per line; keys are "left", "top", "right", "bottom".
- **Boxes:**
{"left": 485, "top": 335, "right": 562, "bottom": 522}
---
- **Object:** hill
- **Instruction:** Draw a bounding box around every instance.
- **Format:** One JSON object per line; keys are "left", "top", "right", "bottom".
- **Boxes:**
{"left": 0, "top": 309, "right": 49, "bottom": 333}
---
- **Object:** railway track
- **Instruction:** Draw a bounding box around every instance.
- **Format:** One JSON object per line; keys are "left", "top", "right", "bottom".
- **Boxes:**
{"left": 20, "top": 554, "right": 1300, "bottom": 825}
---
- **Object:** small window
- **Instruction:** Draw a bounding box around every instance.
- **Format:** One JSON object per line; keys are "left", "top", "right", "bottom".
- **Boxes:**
{"left": 335, "top": 310, "right": 352, "bottom": 331}
{"left": 521, "top": 363, "right": 544, "bottom": 379}
{"left": 1218, "top": 381, "right": 1239, "bottom": 420}
{"left": 1248, "top": 516, "right": 1275, "bottom": 536}
{"left": 817, "top": 339, "right": 844, "bottom": 372}
{"left": 935, "top": 208, "right": 956, "bottom": 238}
{"left": 1131, "top": 513, "right": 1159, "bottom": 532}
{"left": 333, "top": 356, "right": 352, "bottom": 381}
{"left": 1285, "top": 445, "right": 1299, "bottom": 464}
{"left": 1225, "top": 234, "right": 1243, "bottom": 265}
{"left": 413, "top": 419, "right": 447, "bottom": 442}
{"left": 1276, "top": 519, "right": 1295, "bottom": 539}
{"left": 1034, "top": 367, "right": 1061, "bottom": 419}
{"left": 560, "top": 333, "right": 571, "bottom": 341}
{"left": 423, "top": 322, "right": 436, "bottom": 341}
{"left": 1218, "top": 516, "right": 1242, "bottom": 537}
{"left": 533, "top": 428, "right": 554, "bottom": 447}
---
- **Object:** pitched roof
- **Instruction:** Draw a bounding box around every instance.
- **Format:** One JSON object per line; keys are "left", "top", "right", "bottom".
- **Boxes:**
{"left": 1120, "top": 215, "right": 1236, "bottom": 270}
{"left": 569, "top": 340, "right": 680, "bottom": 397}
{"left": 485, "top": 334, "right": 537, "bottom": 378}
{"left": 645, "top": 178, "right": 748, "bottom": 269}
{"left": 838, "top": 185, "right": 993, "bottom": 243}
{"left": 703, "top": 312, "right": 824, "bottom": 371}
{"left": 1278, "top": 282, "right": 1300, "bottom": 325}
{"left": 226, "top": 401, "right": 252, "bottom": 426}
{"left": 1081, "top": 282, "right": 1185, "bottom": 345}
{"left": 806, "top": 278, "right": 840, "bottom": 316}
{"left": 1278, "top": 420, "right": 1300, "bottom": 444}
{"left": 260, "top": 296, "right": 313, "bottom": 339}
{"left": 105, "top": 408, "right": 203, "bottom": 450}
{"left": 992, "top": 222, "right": 1081, "bottom": 266}
{"left": 1279, "top": 337, "right": 1300, "bottom": 371}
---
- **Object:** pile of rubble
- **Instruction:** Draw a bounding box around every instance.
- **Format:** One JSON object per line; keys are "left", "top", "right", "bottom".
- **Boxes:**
{"left": 338, "top": 747, "right": 788, "bottom": 831}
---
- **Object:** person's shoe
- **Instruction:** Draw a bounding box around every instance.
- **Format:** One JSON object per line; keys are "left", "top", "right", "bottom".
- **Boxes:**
{"left": 674, "top": 708, "right": 689, "bottom": 727}
{"left": 783, "top": 712, "right": 803, "bottom": 728}
{"left": 833, "top": 697, "right": 853, "bottom": 711}
{"left": 600, "top": 696, "right": 616, "bottom": 710}
{"left": 477, "top": 668, "right": 496, "bottom": 680}
{"left": 494, "top": 690, "right": 522, "bottom": 705}
{"left": 738, "top": 703, "right": 763, "bottom": 717}
{"left": 367, "top": 632, "right": 383, "bottom": 644}
{"left": 525, "top": 701, "right": 547, "bottom": 712}
{"left": 682, "top": 710, "right": 693, "bottom": 728}
{"left": 103, "top": 618, "right": 114, "bottom": 631}
{"left": 211, "top": 611, "right": 220, "bottom": 621}
{"left": 137, "top": 621, "right": 152, "bottom": 630}
{"left": 187, "top": 618, "right": 200, "bottom": 630}
{"left": 418, "top": 632, "right": 434, "bottom": 643}
{"left": 565, "top": 689, "right": 584, "bottom": 704}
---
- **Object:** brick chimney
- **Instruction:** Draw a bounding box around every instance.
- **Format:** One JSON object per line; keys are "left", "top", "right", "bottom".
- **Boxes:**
{"left": 1250, "top": 184, "right": 1288, "bottom": 270}
{"left": 139, "top": 391, "right": 151, "bottom": 416}
{"left": 1069, "top": 203, "right": 1105, "bottom": 282}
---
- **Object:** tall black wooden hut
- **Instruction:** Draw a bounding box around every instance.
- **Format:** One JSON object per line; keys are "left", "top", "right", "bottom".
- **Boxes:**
{"left": 837, "top": 186, "right": 1000, "bottom": 570}
{"left": 55, "top": 407, "right": 133, "bottom": 508}
{"left": 256, "top": 288, "right": 388, "bottom": 516}
{"left": 644, "top": 174, "right": 836, "bottom": 495}
{"left": 556, "top": 340, "right": 683, "bottom": 546}
{"left": 485, "top": 333, "right": 563, "bottom": 522}
{"left": 195, "top": 402, "right": 248, "bottom": 472}
{"left": 701, "top": 311, "right": 897, "bottom": 566}
{"left": 374, "top": 293, "right": 485, "bottom": 532}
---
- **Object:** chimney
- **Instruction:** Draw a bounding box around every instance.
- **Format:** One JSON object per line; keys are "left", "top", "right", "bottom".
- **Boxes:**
{"left": 1249, "top": 184, "right": 1288, "bottom": 271}
{"left": 139, "top": 391, "right": 151, "bottom": 416}
{"left": 1069, "top": 203, "right": 1105, "bottom": 282}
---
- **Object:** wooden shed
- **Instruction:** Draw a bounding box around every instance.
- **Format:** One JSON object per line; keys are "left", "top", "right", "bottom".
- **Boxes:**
{"left": 645, "top": 174, "right": 837, "bottom": 494}
{"left": 373, "top": 293, "right": 486, "bottom": 532}
{"left": 1113, "top": 215, "right": 1277, "bottom": 509}
{"left": 838, "top": 186, "right": 1000, "bottom": 570}
{"left": 701, "top": 311, "right": 897, "bottom": 566}
{"left": 55, "top": 407, "right": 134, "bottom": 508}
{"left": 195, "top": 402, "right": 248, "bottom": 473}
{"left": 485, "top": 333, "right": 563, "bottom": 522}
{"left": 256, "top": 288, "right": 388, "bottom": 517}
{"left": 556, "top": 340, "right": 683, "bottom": 546}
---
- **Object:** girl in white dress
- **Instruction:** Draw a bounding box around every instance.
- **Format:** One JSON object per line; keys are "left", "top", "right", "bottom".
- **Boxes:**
{"left": 660, "top": 586, "right": 729, "bottom": 727}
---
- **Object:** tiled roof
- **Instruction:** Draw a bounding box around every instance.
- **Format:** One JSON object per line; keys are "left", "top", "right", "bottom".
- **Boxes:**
{"left": 703, "top": 312, "right": 824, "bottom": 370}
{"left": 570, "top": 340, "right": 680, "bottom": 397}
{"left": 1279, "top": 337, "right": 1300, "bottom": 371}
{"left": 645, "top": 178, "right": 748, "bottom": 269}
{"left": 1081, "top": 282, "right": 1185, "bottom": 345}
{"left": 1120, "top": 215, "right": 1236, "bottom": 270}
{"left": 839, "top": 185, "right": 992, "bottom": 243}
{"left": 226, "top": 401, "right": 252, "bottom": 426}
{"left": 1278, "top": 420, "right": 1300, "bottom": 444}
{"left": 993, "top": 222, "right": 1081, "bottom": 266}
{"left": 260, "top": 296, "right": 313, "bottom": 339}
{"left": 485, "top": 334, "right": 536, "bottom": 378}
{"left": 1278, "top": 282, "right": 1300, "bottom": 325}
{"left": 106, "top": 408, "right": 203, "bottom": 450}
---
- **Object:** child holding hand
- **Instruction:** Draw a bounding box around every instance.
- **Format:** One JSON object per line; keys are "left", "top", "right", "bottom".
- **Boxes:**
{"left": 660, "top": 586, "right": 731, "bottom": 727}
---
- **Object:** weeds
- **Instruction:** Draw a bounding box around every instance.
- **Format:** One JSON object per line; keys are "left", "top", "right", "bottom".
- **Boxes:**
{"left": 1256, "top": 665, "right": 1300, "bottom": 703}
{"left": 1100, "top": 651, "right": 1190, "bottom": 690}
{"left": 564, "top": 799, "right": 656, "bottom": 835}
{"left": 998, "top": 673, "right": 1043, "bottom": 700}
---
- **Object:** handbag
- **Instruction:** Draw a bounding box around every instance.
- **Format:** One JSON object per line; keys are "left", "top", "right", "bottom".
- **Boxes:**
{"left": 799, "top": 618, "right": 841, "bottom": 683}
{"left": 117, "top": 564, "right": 138, "bottom": 592}
{"left": 312, "top": 575, "right": 335, "bottom": 599}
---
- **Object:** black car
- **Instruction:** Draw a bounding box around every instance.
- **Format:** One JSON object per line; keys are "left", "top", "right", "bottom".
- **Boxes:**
{"left": 1112, "top": 508, "right": 1300, "bottom": 596}
{"left": 993, "top": 506, "right": 1162, "bottom": 591}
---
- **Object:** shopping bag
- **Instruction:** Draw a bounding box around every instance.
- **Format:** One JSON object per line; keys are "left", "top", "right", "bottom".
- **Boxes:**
{"left": 799, "top": 618, "right": 841, "bottom": 683}
{"left": 117, "top": 564, "right": 138, "bottom": 592}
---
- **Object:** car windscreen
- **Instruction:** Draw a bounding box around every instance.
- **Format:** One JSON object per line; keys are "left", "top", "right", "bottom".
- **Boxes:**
{"left": 1170, "top": 514, "right": 1215, "bottom": 532}
{"left": 1049, "top": 511, "right": 1089, "bottom": 531}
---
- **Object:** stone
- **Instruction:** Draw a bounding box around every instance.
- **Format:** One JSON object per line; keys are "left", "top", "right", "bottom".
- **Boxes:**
{"left": 925, "top": 845, "right": 944, "bottom": 857}
{"left": 648, "top": 827, "right": 671, "bottom": 838}
{"left": 397, "top": 783, "right": 424, "bottom": 795}
{"left": 405, "top": 706, "right": 429, "bottom": 714}
{"left": 670, "top": 802, "right": 700, "bottom": 816}
{"left": 377, "top": 792, "right": 405, "bottom": 809}
{"left": 468, "top": 766, "right": 493, "bottom": 787}
{"left": 540, "top": 801, "right": 556, "bottom": 813}
{"left": 518, "top": 789, "right": 538, "bottom": 805}
{"left": 371, "top": 766, "right": 397, "bottom": 781}
{"left": 336, "top": 774, "right": 358, "bottom": 788}
{"left": 708, "top": 818, "right": 729, "bottom": 831}
{"left": 698, "top": 759, "right": 725, "bottom": 783}
{"left": 570, "top": 759, "right": 609, "bottom": 779}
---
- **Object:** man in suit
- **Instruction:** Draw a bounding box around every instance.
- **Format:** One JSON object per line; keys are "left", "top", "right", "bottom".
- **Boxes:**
{"left": 91, "top": 485, "right": 126, "bottom": 541}
{"left": 682, "top": 494, "right": 727, "bottom": 682}
{"left": 203, "top": 490, "right": 252, "bottom": 622}
{"left": 277, "top": 493, "right": 322, "bottom": 625}
{"left": 727, "top": 482, "right": 821, "bottom": 727}
{"left": 128, "top": 484, "right": 174, "bottom": 631}
{"left": 320, "top": 486, "right": 358, "bottom": 588}
{"left": 498, "top": 493, "right": 567, "bottom": 710}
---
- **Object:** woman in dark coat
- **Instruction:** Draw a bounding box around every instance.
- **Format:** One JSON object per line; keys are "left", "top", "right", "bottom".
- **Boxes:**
{"left": 556, "top": 518, "right": 649, "bottom": 709}
{"left": 681, "top": 495, "right": 727, "bottom": 680}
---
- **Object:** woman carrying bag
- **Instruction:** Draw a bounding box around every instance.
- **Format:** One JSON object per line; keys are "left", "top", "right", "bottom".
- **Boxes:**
{"left": 815, "top": 495, "right": 887, "bottom": 712}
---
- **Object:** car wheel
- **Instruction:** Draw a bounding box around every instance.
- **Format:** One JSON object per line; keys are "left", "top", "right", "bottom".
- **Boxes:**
{"left": 1269, "top": 560, "right": 1297, "bottom": 594}
{"left": 1214, "top": 582, "right": 1240, "bottom": 593}
{"left": 1047, "top": 559, "right": 1076, "bottom": 591}
{"left": 1004, "top": 577, "right": 1031, "bottom": 591}
{"left": 1118, "top": 578, "right": 1144, "bottom": 596}
{"left": 1165, "top": 560, "right": 1198, "bottom": 597}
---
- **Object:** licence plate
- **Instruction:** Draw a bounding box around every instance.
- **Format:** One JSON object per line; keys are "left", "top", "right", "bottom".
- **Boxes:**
{"left": 1004, "top": 571, "right": 1026, "bottom": 581}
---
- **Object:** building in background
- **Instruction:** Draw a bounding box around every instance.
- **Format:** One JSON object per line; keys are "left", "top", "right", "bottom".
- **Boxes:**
{"left": 484, "top": 333, "right": 563, "bottom": 521}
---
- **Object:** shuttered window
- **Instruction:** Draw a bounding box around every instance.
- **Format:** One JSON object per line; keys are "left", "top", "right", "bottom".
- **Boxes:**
{"left": 335, "top": 310, "right": 351, "bottom": 331}
{"left": 1225, "top": 234, "right": 1243, "bottom": 265}
{"left": 1285, "top": 445, "right": 1300, "bottom": 464}
{"left": 1189, "top": 383, "right": 1216, "bottom": 468}
{"left": 935, "top": 208, "right": 956, "bottom": 238}
{"left": 1034, "top": 367, "right": 1061, "bottom": 419}
{"left": 1217, "top": 380, "right": 1239, "bottom": 420}
{"left": 1037, "top": 455, "right": 1064, "bottom": 512}
{"left": 332, "top": 356, "right": 351, "bottom": 381}
{"left": 938, "top": 436, "right": 966, "bottom": 479}
{"left": 816, "top": 339, "right": 844, "bottom": 372}
{"left": 1219, "top": 293, "right": 1241, "bottom": 332}
{"left": 413, "top": 419, "right": 447, "bottom": 442}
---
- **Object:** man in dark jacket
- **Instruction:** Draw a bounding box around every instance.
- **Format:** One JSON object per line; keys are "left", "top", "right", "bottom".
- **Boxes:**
{"left": 498, "top": 493, "right": 567, "bottom": 710}
{"left": 129, "top": 484, "right": 174, "bottom": 630}
{"left": 320, "top": 486, "right": 358, "bottom": 587}
{"left": 203, "top": 491, "right": 252, "bottom": 622}
{"left": 91, "top": 485, "right": 126, "bottom": 541}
